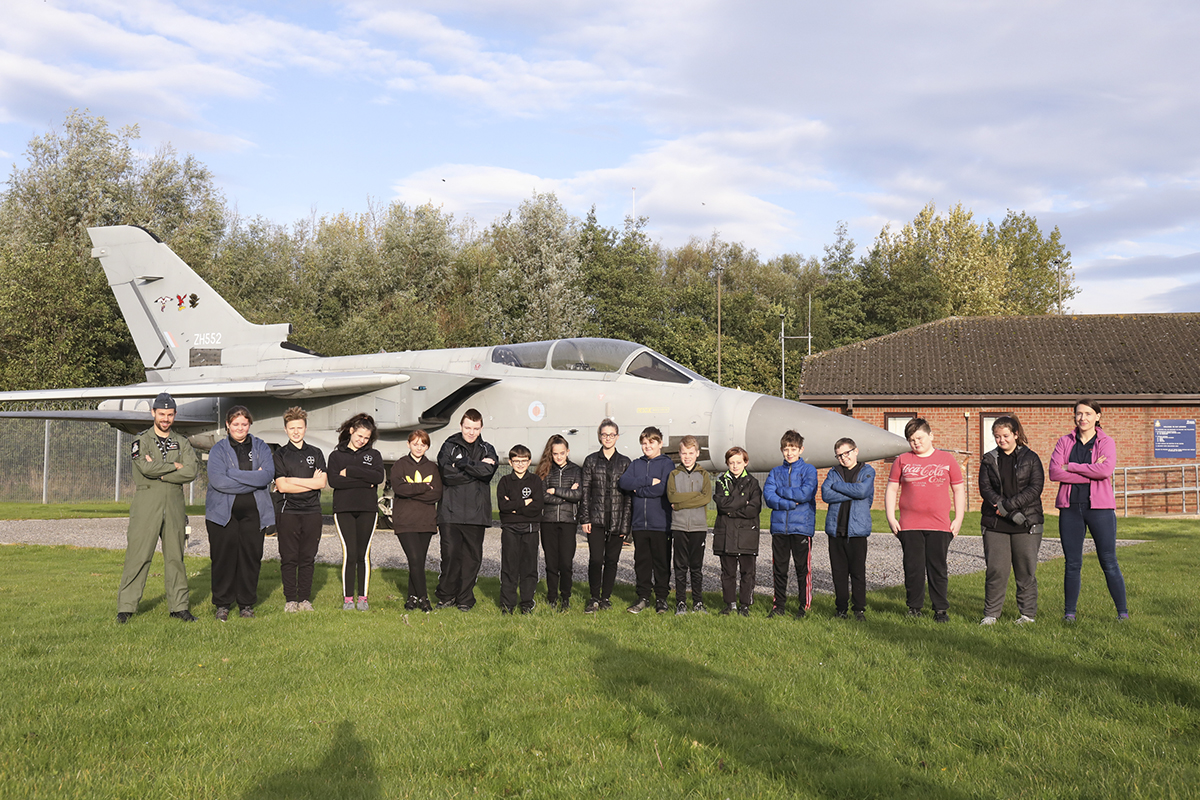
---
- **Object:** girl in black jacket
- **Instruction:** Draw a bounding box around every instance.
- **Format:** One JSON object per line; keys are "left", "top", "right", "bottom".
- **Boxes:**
{"left": 978, "top": 415, "right": 1045, "bottom": 625}
{"left": 327, "top": 414, "right": 386, "bottom": 611}
{"left": 579, "top": 419, "right": 632, "bottom": 613}
{"left": 537, "top": 434, "right": 583, "bottom": 612}
{"left": 713, "top": 447, "right": 763, "bottom": 616}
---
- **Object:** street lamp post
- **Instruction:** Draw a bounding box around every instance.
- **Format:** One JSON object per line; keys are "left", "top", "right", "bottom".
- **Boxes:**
{"left": 779, "top": 295, "right": 812, "bottom": 400}
{"left": 716, "top": 260, "right": 725, "bottom": 385}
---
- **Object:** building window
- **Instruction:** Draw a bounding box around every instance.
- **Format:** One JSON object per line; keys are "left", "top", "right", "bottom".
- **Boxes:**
{"left": 885, "top": 413, "right": 917, "bottom": 439}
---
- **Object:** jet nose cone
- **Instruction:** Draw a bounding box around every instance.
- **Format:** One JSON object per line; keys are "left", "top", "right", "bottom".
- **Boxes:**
{"left": 743, "top": 395, "right": 909, "bottom": 469}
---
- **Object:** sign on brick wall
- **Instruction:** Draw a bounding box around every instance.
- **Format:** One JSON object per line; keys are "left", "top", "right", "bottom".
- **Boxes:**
{"left": 1154, "top": 419, "right": 1196, "bottom": 458}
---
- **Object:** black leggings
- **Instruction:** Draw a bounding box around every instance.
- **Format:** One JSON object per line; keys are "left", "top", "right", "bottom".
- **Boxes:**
{"left": 336, "top": 511, "right": 377, "bottom": 598}
{"left": 396, "top": 531, "right": 434, "bottom": 599}
{"left": 541, "top": 522, "right": 578, "bottom": 602}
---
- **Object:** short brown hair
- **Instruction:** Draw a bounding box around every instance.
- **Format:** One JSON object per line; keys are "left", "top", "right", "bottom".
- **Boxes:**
{"left": 639, "top": 426, "right": 663, "bottom": 444}
{"left": 509, "top": 444, "right": 531, "bottom": 461}
{"left": 461, "top": 408, "right": 483, "bottom": 425}
{"left": 408, "top": 429, "right": 431, "bottom": 446}
{"left": 226, "top": 405, "right": 253, "bottom": 426}
{"left": 282, "top": 406, "right": 307, "bottom": 425}
{"left": 780, "top": 430, "right": 803, "bottom": 450}
{"left": 679, "top": 435, "right": 700, "bottom": 452}
{"left": 904, "top": 417, "right": 931, "bottom": 440}
{"left": 725, "top": 446, "right": 749, "bottom": 465}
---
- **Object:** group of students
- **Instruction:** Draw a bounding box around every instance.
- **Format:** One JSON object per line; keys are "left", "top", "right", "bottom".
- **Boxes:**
{"left": 199, "top": 398, "right": 1128, "bottom": 624}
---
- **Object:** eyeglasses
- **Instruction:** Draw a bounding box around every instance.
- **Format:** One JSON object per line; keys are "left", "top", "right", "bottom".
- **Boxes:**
{"left": 599, "top": 433, "right": 618, "bottom": 439}
{"left": 835, "top": 448, "right": 857, "bottom": 459}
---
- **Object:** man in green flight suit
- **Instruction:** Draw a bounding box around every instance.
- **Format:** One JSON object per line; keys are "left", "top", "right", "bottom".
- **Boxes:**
{"left": 116, "top": 392, "right": 200, "bottom": 623}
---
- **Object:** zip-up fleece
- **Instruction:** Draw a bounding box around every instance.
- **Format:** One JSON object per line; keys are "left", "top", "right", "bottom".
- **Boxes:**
{"left": 667, "top": 466, "right": 711, "bottom": 532}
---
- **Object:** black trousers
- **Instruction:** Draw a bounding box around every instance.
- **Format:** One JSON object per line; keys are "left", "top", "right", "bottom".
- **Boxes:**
{"left": 207, "top": 507, "right": 264, "bottom": 609}
{"left": 277, "top": 512, "right": 322, "bottom": 603}
{"left": 436, "top": 523, "right": 485, "bottom": 608}
{"left": 541, "top": 521, "right": 577, "bottom": 603}
{"left": 633, "top": 529, "right": 671, "bottom": 602}
{"left": 719, "top": 553, "right": 756, "bottom": 606}
{"left": 673, "top": 530, "right": 707, "bottom": 604}
{"left": 587, "top": 528, "right": 624, "bottom": 601}
{"left": 335, "top": 511, "right": 377, "bottom": 598}
{"left": 396, "top": 531, "right": 434, "bottom": 599}
{"left": 827, "top": 535, "right": 869, "bottom": 614}
{"left": 898, "top": 529, "right": 953, "bottom": 612}
{"left": 500, "top": 529, "right": 539, "bottom": 610}
{"left": 771, "top": 534, "right": 812, "bottom": 610}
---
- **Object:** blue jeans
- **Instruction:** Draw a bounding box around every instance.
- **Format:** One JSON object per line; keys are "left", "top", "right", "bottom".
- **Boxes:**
{"left": 1059, "top": 506, "right": 1127, "bottom": 615}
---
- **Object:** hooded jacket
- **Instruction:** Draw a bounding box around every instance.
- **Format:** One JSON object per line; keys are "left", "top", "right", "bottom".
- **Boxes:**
{"left": 619, "top": 453, "right": 675, "bottom": 532}
{"left": 763, "top": 458, "right": 818, "bottom": 536}
{"left": 712, "top": 470, "right": 762, "bottom": 555}
{"left": 437, "top": 432, "right": 499, "bottom": 526}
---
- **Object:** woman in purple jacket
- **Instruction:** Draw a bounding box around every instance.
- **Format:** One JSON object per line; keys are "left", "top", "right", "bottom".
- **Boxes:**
{"left": 1048, "top": 398, "right": 1128, "bottom": 622}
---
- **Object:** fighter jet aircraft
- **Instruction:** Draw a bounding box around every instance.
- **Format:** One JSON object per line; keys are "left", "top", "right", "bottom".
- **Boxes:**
{"left": 0, "top": 225, "right": 907, "bottom": 471}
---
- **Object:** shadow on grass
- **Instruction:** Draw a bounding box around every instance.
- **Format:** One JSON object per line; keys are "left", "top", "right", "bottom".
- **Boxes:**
{"left": 581, "top": 631, "right": 971, "bottom": 799}
{"left": 242, "top": 720, "right": 379, "bottom": 800}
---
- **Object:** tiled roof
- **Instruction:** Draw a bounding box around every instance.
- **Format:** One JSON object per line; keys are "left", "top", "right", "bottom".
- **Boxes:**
{"left": 798, "top": 314, "right": 1200, "bottom": 396}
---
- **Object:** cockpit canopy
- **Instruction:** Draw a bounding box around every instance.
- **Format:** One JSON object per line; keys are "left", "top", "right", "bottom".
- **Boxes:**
{"left": 490, "top": 338, "right": 705, "bottom": 385}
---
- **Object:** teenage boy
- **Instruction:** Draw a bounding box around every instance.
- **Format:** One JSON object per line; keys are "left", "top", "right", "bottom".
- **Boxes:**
{"left": 619, "top": 426, "right": 675, "bottom": 614}
{"left": 885, "top": 418, "right": 965, "bottom": 623}
{"left": 667, "top": 435, "right": 711, "bottom": 615}
{"left": 820, "top": 437, "right": 875, "bottom": 621}
{"left": 497, "top": 445, "right": 544, "bottom": 614}
{"left": 272, "top": 406, "right": 328, "bottom": 613}
{"left": 763, "top": 430, "right": 817, "bottom": 619}
{"left": 713, "top": 447, "right": 762, "bottom": 616}
{"left": 435, "top": 409, "right": 499, "bottom": 611}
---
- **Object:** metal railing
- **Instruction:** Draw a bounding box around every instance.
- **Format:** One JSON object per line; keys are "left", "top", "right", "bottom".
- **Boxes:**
{"left": 1117, "top": 463, "right": 1200, "bottom": 517}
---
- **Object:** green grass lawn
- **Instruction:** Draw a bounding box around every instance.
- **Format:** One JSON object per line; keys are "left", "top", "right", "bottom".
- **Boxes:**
{"left": 0, "top": 517, "right": 1197, "bottom": 798}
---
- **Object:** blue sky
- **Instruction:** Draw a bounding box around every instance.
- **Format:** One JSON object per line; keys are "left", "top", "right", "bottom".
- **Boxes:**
{"left": 2, "top": 0, "right": 1199, "bottom": 313}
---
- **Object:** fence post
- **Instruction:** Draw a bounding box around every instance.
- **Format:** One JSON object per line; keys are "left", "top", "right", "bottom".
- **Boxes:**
{"left": 115, "top": 429, "right": 121, "bottom": 503}
{"left": 42, "top": 420, "right": 50, "bottom": 505}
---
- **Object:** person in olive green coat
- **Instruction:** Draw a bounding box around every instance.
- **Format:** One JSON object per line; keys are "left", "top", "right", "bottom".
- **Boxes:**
{"left": 116, "top": 393, "right": 199, "bottom": 623}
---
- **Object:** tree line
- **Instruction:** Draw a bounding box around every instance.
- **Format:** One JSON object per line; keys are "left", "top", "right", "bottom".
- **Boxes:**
{"left": 0, "top": 111, "right": 1076, "bottom": 396}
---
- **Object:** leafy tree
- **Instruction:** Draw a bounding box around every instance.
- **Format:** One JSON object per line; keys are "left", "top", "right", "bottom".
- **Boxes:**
{"left": 985, "top": 209, "right": 1075, "bottom": 313}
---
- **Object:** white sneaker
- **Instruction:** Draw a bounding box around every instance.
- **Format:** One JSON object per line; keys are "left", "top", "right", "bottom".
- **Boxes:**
{"left": 980, "top": 616, "right": 999, "bottom": 625}
{"left": 284, "top": 601, "right": 299, "bottom": 613}
{"left": 298, "top": 600, "right": 314, "bottom": 612}
{"left": 1015, "top": 615, "right": 1035, "bottom": 624}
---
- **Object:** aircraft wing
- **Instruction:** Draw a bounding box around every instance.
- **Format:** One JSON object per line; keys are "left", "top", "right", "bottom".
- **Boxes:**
{"left": 0, "top": 372, "right": 409, "bottom": 403}
{"left": 0, "top": 409, "right": 216, "bottom": 425}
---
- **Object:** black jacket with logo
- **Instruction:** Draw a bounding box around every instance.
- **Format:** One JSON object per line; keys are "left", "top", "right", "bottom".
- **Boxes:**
{"left": 436, "top": 433, "right": 499, "bottom": 526}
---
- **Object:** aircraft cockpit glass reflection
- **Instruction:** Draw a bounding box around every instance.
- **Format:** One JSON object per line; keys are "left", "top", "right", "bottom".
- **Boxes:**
{"left": 550, "top": 339, "right": 640, "bottom": 372}
{"left": 624, "top": 351, "right": 692, "bottom": 383}
{"left": 491, "top": 341, "right": 551, "bottom": 369}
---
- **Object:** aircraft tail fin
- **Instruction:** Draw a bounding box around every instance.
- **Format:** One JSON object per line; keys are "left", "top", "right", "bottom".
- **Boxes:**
{"left": 88, "top": 226, "right": 299, "bottom": 374}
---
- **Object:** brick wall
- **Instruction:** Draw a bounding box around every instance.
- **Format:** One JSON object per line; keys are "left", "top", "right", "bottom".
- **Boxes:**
{"left": 809, "top": 403, "right": 1200, "bottom": 517}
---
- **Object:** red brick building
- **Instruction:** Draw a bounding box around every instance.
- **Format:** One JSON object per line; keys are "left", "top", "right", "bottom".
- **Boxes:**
{"left": 797, "top": 314, "right": 1200, "bottom": 516}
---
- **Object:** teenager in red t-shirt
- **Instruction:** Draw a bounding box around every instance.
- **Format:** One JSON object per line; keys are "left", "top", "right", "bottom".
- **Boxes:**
{"left": 885, "top": 418, "right": 966, "bottom": 622}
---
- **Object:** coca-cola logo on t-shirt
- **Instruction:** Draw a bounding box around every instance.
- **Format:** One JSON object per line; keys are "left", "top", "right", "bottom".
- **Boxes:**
{"left": 900, "top": 462, "right": 953, "bottom": 484}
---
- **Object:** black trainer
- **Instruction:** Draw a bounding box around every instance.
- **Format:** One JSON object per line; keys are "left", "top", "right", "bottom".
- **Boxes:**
{"left": 720, "top": 603, "right": 736, "bottom": 616}
{"left": 834, "top": 611, "right": 848, "bottom": 620}
{"left": 169, "top": 610, "right": 197, "bottom": 622}
{"left": 214, "top": 606, "right": 230, "bottom": 622}
{"left": 767, "top": 606, "right": 785, "bottom": 619}
{"left": 675, "top": 601, "right": 688, "bottom": 616}
{"left": 599, "top": 598, "right": 613, "bottom": 611}
{"left": 559, "top": 598, "right": 570, "bottom": 613}
{"left": 436, "top": 600, "right": 456, "bottom": 610}
{"left": 655, "top": 599, "right": 668, "bottom": 614}
{"left": 934, "top": 611, "right": 949, "bottom": 623}
{"left": 584, "top": 598, "right": 600, "bottom": 614}
{"left": 404, "top": 596, "right": 419, "bottom": 611}
{"left": 627, "top": 598, "right": 649, "bottom": 614}
{"left": 737, "top": 604, "right": 750, "bottom": 617}
{"left": 854, "top": 610, "right": 866, "bottom": 621}
{"left": 116, "top": 612, "right": 132, "bottom": 624}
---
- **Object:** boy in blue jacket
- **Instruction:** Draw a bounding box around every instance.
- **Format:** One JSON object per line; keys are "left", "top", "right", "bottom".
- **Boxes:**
{"left": 763, "top": 430, "right": 817, "bottom": 618}
{"left": 820, "top": 437, "right": 876, "bottom": 621}
{"left": 619, "top": 426, "right": 674, "bottom": 614}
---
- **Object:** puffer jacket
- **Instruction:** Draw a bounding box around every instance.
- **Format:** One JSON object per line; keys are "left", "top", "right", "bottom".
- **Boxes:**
{"left": 540, "top": 460, "right": 583, "bottom": 524}
{"left": 763, "top": 458, "right": 817, "bottom": 536}
{"left": 980, "top": 445, "right": 1045, "bottom": 530}
{"left": 619, "top": 454, "right": 675, "bottom": 532}
{"left": 580, "top": 449, "right": 632, "bottom": 537}
{"left": 712, "top": 470, "right": 762, "bottom": 556}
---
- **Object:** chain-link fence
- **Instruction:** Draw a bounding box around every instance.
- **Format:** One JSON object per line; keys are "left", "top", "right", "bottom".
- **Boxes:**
{"left": 0, "top": 418, "right": 207, "bottom": 504}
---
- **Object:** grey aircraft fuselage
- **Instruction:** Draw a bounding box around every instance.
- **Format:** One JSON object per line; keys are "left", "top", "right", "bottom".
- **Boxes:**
{"left": 0, "top": 225, "right": 909, "bottom": 471}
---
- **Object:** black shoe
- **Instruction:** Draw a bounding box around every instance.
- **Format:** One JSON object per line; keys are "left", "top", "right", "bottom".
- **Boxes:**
{"left": 934, "top": 611, "right": 949, "bottom": 624}
{"left": 675, "top": 601, "right": 688, "bottom": 616}
{"left": 907, "top": 608, "right": 924, "bottom": 618}
{"left": 436, "top": 600, "right": 456, "bottom": 610}
{"left": 794, "top": 609, "right": 807, "bottom": 620}
{"left": 655, "top": 599, "right": 668, "bottom": 614}
{"left": 520, "top": 606, "right": 533, "bottom": 615}
{"left": 692, "top": 601, "right": 707, "bottom": 614}
{"left": 214, "top": 606, "right": 230, "bottom": 622}
{"left": 404, "top": 595, "right": 419, "bottom": 611}
{"left": 458, "top": 604, "right": 473, "bottom": 612}
{"left": 720, "top": 603, "right": 736, "bottom": 616}
{"left": 500, "top": 606, "right": 513, "bottom": 615}
{"left": 559, "top": 598, "right": 570, "bottom": 613}
{"left": 834, "top": 611, "right": 848, "bottom": 620}
{"left": 240, "top": 607, "right": 256, "bottom": 619}
{"left": 584, "top": 598, "right": 599, "bottom": 614}
{"left": 418, "top": 598, "right": 432, "bottom": 613}
{"left": 627, "top": 598, "right": 649, "bottom": 615}
{"left": 767, "top": 606, "right": 785, "bottom": 619}
{"left": 854, "top": 611, "right": 866, "bottom": 621}
{"left": 599, "top": 598, "right": 613, "bottom": 611}
{"left": 170, "top": 610, "right": 198, "bottom": 622}
{"left": 737, "top": 604, "right": 750, "bottom": 617}
{"left": 116, "top": 612, "right": 132, "bottom": 624}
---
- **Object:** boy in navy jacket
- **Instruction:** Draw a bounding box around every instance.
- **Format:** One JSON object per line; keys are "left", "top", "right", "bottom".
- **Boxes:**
{"left": 618, "top": 426, "right": 674, "bottom": 614}
{"left": 821, "top": 437, "right": 876, "bottom": 620}
{"left": 763, "top": 430, "right": 817, "bottom": 618}
{"left": 497, "top": 445, "right": 544, "bottom": 614}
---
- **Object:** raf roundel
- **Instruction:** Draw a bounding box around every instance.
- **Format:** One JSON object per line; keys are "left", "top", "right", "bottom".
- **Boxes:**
{"left": 528, "top": 401, "right": 546, "bottom": 422}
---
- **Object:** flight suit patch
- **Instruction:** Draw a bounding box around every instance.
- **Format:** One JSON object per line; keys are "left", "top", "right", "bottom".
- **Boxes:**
{"left": 131, "top": 440, "right": 140, "bottom": 459}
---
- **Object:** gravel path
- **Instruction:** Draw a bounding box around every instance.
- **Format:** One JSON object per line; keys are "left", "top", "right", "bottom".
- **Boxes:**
{"left": 0, "top": 517, "right": 1142, "bottom": 600}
